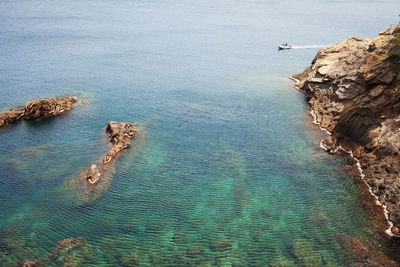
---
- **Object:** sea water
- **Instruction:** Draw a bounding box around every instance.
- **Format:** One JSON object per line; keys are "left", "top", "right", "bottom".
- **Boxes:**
{"left": 0, "top": 0, "right": 400, "bottom": 265}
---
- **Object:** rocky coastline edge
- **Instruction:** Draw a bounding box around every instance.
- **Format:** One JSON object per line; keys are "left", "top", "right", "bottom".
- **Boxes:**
{"left": 291, "top": 27, "right": 400, "bottom": 237}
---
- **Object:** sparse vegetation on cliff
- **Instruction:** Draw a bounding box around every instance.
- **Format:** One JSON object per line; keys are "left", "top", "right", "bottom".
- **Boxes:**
{"left": 387, "top": 24, "right": 400, "bottom": 72}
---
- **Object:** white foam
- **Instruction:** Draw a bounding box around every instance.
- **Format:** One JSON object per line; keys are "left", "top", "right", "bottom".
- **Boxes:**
{"left": 289, "top": 77, "right": 396, "bottom": 235}
{"left": 289, "top": 76, "right": 300, "bottom": 83}
{"left": 289, "top": 77, "right": 397, "bottom": 236}
{"left": 310, "top": 110, "right": 332, "bottom": 135}
{"left": 308, "top": 107, "right": 396, "bottom": 237}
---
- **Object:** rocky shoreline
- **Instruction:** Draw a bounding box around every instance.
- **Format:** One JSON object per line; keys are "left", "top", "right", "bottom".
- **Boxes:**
{"left": 0, "top": 97, "right": 77, "bottom": 127}
{"left": 292, "top": 27, "right": 400, "bottom": 236}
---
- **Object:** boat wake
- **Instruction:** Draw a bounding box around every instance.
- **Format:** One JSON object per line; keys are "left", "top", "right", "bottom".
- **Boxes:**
{"left": 291, "top": 44, "right": 330, "bottom": 49}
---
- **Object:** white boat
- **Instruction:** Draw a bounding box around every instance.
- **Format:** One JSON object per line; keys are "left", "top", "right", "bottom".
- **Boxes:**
{"left": 278, "top": 44, "right": 292, "bottom": 50}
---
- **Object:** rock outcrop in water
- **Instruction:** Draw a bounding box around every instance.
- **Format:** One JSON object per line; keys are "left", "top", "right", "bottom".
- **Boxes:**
{"left": 23, "top": 97, "right": 77, "bottom": 120}
{"left": 103, "top": 121, "right": 137, "bottom": 164}
{"left": 85, "top": 164, "right": 101, "bottom": 184}
{"left": 0, "top": 108, "right": 24, "bottom": 127}
{"left": 292, "top": 27, "right": 400, "bottom": 235}
{"left": 82, "top": 121, "right": 137, "bottom": 185}
{"left": 0, "top": 97, "right": 77, "bottom": 127}
{"left": 65, "top": 122, "right": 145, "bottom": 205}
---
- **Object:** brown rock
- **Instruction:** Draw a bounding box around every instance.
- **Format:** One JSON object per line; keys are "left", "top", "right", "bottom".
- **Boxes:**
{"left": 68, "top": 125, "right": 145, "bottom": 206}
{"left": 82, "top": 121, "right": 137, "bottom": 189}
{"left": 321, "top": 136, "right": 338, "bottom": 153}
{"left": 293, "top": 28, "right": 400, "bottom": 234}
{"left": 103, "top": 121, "right": 137, "bottom": 164}
{"left": 0, "top": 97, "right": 77, "bottom": 128}
{"left": 85, "top": 164, "right": 100, "bottom": 184}
{"left": 24, "top": 97, "right": 77, "bottom": 120}
{"left": 0, "top": 108, "right": 24, "bottom": 127}
{"left": 392, "top": 226, "right": 399, "bottom": 235}
{"left": 22, "top": 260, "right": 38, "bottom": 267}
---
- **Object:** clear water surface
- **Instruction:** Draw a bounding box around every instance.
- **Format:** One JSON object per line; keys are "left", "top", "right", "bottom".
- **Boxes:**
{"left": 0, "top": 0, "right": 400, "bottom": 265}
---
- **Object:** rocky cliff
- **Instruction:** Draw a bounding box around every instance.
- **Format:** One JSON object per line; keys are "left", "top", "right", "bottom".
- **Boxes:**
{"left": 292, "top": 27, "right": 400, "bottom": 235}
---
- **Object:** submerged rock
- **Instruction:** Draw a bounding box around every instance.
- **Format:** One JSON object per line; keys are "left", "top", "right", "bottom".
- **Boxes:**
{"left": 338, "top": 235, "right": 397, "bottom": 266}
{"left": 293, "top": 28, "right": 400, "bottom": 234}
{"left": 37, "top": 236, "right": 97, "bottom": 266}
{"left": 22, "top": 260, "right": 38, "bottom": 267}
{"left": 0, "top": 97, "right": 77, "bottom": 128}
{"left": 270, "top": 257, "right": 295, "bottom": 267}
{"left": 291, "top": 238, "right": 320, "bottom": 267}
{"left": 69, "top": 156, "right": 115, "bottom": 204}
{"left": 50, "top": 237, "right": 86, "bottom": 260}
{"left": 211, "top": 236, "right": 233, "bottom": 252}
{"left": 186, "top": 244, "right": 208, "bottom": 262}
{"left": 103, "top": 121, "right": 137, "bottom": 164}
{"left": 120, "top": 251, "right": 140, "bottom": 267}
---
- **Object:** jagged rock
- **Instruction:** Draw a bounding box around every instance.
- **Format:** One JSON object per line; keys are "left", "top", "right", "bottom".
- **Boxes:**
{"left": 0, "top": 97, "right": 77, "bottom": 128}
{"left": 22, "top": 260, "right": 38, "bottom": 267}
{"left": 0, "top": 108, "right": 24, "bottom": 127}
{"left": 80, "top": 121, "right": 137, "bottom": 186}
{"left": 103, "top": 121, "right": 137, "bottom": 164}
{"left": 321, "top": 136, "right": 338, "bottom": 153}
{"left": 24, "top": 97, "right": 77, "bottom": 120}
{"left": 85, "top": 164, "right": 100, "bottom": 184}
{"left": 293, "top": 28, "right": 400, "bottom": 233}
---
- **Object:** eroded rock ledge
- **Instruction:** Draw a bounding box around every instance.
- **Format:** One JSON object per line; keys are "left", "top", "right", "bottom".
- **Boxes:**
{"left": 292, "top": 28, "right": 400, "bottom": 235}
{"left": 84, "top": 121, "right": 137, "bottom": 184}
{"left": 104, "top": 121, "right": 137, "bottom": 165}
{"left": 0, "top": 97, "right": 77, "bottom": 127}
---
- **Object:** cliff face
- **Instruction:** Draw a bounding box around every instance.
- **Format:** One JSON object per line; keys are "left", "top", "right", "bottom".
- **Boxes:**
{"left": 293, "top": 28, "right": 400, "bottom": 235}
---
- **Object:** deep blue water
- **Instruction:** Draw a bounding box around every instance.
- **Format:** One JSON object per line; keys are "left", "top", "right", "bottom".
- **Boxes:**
{"left": 1, "top": 0, "right": 400, "bottom": 265}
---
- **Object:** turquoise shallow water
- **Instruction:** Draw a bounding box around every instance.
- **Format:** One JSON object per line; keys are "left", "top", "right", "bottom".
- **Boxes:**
{"left": 1, "top": 0, "right": 400, "bottom": 265}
